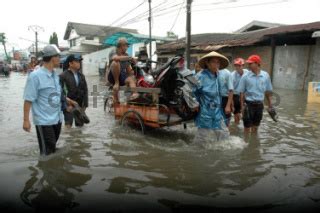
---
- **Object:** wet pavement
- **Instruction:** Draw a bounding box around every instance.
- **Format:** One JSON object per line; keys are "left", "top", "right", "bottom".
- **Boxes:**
{"left": 0, "top": 72, "right": 319, "bottom": 212}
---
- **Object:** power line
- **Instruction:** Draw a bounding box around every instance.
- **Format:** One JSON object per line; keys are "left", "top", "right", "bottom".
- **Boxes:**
{"left": 117, "top": 3, "right": 183, "bottom": 27}
{"left": 192, "top": 0, "right": 237, "bottom": 7}
{"left": 192, "top": 0, "right": 289, "bottom": 12}
{"left": 113, "top": 0, "right": 168, "bottom": 27}
{"left": 109, "top": 0, "right": 146, "bottom": 26}
{"left": 115, "top": 1, "right": 184, "bottom": 27}
{"left": 169, "top": 0, "right": 185, "bottom": 32}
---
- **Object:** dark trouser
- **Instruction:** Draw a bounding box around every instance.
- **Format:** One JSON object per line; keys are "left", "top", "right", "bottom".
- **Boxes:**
{"left": 221, "top": 96, "right": 231, "bottom": 125}
{"left": 35, "top": 123, "right": 62, "bottom": 155}
{"left": 243, "top": 101, "right": 264, "bottom": 128}
{"left": 233, "top": 94, "right": 241, "bottom": 114}
{"left": 63, "top": 110, "right": 84, "bottom": 127}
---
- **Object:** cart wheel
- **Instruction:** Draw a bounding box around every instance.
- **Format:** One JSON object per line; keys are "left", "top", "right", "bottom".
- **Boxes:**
{"left": 104, "top": 97, "right": 114, "bottom": 113}
{"left": 121, "top": 110, "right": 145, "bottom": 134}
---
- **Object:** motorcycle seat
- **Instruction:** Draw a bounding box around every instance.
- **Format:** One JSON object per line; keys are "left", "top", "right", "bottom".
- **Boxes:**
{"left": 151, "top": 60, "right": 172, "bottom": 77}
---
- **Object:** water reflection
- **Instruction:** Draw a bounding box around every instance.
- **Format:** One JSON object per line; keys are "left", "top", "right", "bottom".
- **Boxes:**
{"left": 20, "top": 134, "right": 92, "bottom": 211}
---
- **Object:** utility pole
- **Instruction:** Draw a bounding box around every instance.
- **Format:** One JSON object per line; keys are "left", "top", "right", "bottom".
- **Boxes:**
{"left": 28, "top": 25, "right": 44, "bottom": 57}
{"left": 148, "top": 0, "right": 152, "bottom": 71}
{"left": 186, "top": 0, "right": 192, "bottom": 69}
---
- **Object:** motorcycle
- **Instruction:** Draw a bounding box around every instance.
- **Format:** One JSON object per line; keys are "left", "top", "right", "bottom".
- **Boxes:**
{"left": 132, "top": 55, "right": 199, "bottom": 121}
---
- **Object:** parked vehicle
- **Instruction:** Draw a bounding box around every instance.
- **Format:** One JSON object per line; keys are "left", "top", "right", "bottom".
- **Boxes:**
{"left": 132, "top": 55, "right": 199, "bottom": 121}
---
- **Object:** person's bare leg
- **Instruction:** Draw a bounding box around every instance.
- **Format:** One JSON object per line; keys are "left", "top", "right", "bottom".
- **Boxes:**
{"left": 244, "top": 127, "right": 251, "bottom": 134}
{"left": 111, "top": 62, "right": 121, "bottom": 91}
{"left": 125, "top": 77, "right": 139, "bottom": 100}
{"left": 234, "top": 113, "right": 240, "bottom": 125}
{"left": 251, "top": 126, "right": 259, "bottom": 133}
{"left": 111, "top": 62, "right": 121, "bottom": 102}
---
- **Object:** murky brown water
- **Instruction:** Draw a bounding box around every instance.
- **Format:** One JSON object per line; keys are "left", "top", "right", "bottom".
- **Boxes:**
{"left": 0, "top": 72, "right": 319, "bottom": 212}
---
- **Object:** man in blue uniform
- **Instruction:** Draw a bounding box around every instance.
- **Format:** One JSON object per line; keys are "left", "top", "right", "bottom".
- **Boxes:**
{"left": 232, "top": 58, "right": 248, "bottom": 125}
{"left": 23, "top": 45, "right": 68, "bottom": 155}
{"left": 238, "top": 55, "right": 273, "bottom": 133}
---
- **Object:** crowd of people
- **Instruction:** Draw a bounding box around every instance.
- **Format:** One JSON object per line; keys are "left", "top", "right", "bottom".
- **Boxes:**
{"left": 192, "top": 51, "right": 274, "bottom": 142}
{"left": 22, "top": 39, "right": 275, "bottom": 156}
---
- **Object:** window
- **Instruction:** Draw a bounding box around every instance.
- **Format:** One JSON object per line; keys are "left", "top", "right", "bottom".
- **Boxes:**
{"left": 85, "top": 36, "right": 94, "bottom": 40}
{"left": 69, "top": 39, "right": 76, "bottom": 47}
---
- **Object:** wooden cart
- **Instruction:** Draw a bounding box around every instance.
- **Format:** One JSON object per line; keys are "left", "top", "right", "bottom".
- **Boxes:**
{"left": 112, "top": 87, "right": 185, "bottom": 134}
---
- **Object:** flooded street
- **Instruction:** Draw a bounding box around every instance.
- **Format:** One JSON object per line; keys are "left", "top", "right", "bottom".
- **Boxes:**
{"left": 0, "top": 72, "right": 320, "bottom": 212}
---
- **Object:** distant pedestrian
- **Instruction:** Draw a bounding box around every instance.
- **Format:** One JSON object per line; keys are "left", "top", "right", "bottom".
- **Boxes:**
{"left": 191, "top": 62, "right": 202, "bottom": 75}
{"left": 27, "top": 56, "right": 37, "bottom": 72}
{"left": 231, "top": 58, "right": 248, "bottom": 125}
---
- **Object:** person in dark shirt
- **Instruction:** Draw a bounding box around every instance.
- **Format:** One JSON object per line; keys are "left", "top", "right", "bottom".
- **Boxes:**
{"left": 60, "top": 54, "right": 88, "bottom": 128}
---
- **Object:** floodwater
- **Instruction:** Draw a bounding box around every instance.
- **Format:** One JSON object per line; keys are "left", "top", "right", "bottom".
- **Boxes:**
{"left": 0, "top": 72, "right": 319, "bottom": 212}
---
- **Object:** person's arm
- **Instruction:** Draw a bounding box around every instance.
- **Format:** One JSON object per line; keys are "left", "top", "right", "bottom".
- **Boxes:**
{"left": 112, "top": 55, "right": 133, "bottom": 62}
{"left": 66, "top": 97, "right": 78, "bottom": 106}
{"left": 240, "top": 93, "right": 245, "bottom": 112}
{"left": 225, "top": 91, "right": 233, "bottom": 114}
{"left": 225, "top": 73, "right": 234, "bottom": 114}
{"left": 265, "top": 74, "right": 273, "bottom": 110}
{"left": 266, "top": 92, "right": 272, "bottom": 109}
{"left": 23, "top": 74, "right": 38, "bottom": 132}
{"left": 23, "top": 101, "right": 32, "bottom": 132}
{"left": 238, "top": 76, "right": 246, "bottom": 112}
{"left": 126, "top": 65, "right": 135, "bottom": 76}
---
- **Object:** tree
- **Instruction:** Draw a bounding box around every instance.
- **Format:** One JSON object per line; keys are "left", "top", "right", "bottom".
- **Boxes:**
{"left": 0, "top": 33, "right": 9, "bottom": 61}
{"left": 166, "top": 31, "right": 178, "bottom": 40}
{"left": 49, "top": 32, "right": 59, "bottom": 47}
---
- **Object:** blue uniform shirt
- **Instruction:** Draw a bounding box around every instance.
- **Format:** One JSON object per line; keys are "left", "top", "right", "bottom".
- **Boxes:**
{"left": 232, "top": 69, "right": 249, "bottom": 95}
{"left": 218, "top": 69, "right": 233, "bottom": 97}
{"left": 23, "top": 67, "right": 62, "bottom": 125}
{"left": 238, "top": 70, "right": 273, "bottom": 102}
{"left": 193, "top": 69, "right": 225, "bottom": 129}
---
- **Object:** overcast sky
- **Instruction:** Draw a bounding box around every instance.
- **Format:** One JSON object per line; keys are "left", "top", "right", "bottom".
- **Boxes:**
{"left": 1, "top": 0, "right": 320, "bottom": 52}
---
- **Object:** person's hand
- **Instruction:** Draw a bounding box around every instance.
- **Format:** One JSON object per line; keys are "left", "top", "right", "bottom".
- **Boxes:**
{"left": 66, "top": 105, "right": 73, "bottom": 112}
{"left": 225, "top": 106, "right": 231, "bottom": 115}
{"left": 230, "top": 104, "right": 234, "bottom": 114}
{"left": 23, "top": 120, "right": 31, "bottom": 132}
{"left": 131, "top": 57, "right": 138, "bottom": 64}
{"left": 192, "top": 106, "right": 199, "bottom": 113}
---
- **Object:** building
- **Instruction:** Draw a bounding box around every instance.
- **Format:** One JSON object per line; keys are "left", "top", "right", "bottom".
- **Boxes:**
{"left": 63, "top": 22, "right": 138, "bottom": 54}
{"left": 157, "top": 21, "right": 320, "bottom": 90}
{"left": 82, "top": 31, "right": 175, "bottom": 76}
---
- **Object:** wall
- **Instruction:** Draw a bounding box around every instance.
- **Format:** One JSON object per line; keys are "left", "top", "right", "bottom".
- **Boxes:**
{"left": 225, "top": 46, "right": 273, "bottom": 74}
{"left": 273, "top": 45, "right": 312, "bottom": 90}
{"left": 308, "top": 38, "right": 320, "bottom": 83}
{"left": 82, "top": 47, "right": 115, "bottom": 76}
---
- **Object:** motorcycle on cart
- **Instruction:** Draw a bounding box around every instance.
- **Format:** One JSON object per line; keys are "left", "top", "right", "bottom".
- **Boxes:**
{"left": 104, "top": 54, "right": 199, "bottom": 134}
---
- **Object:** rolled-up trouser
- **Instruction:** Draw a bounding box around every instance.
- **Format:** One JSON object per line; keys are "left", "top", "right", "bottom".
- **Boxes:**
{"left": 63, "top": 110, "right": 84, "bottom": 127}
{"left": 35, "top": 123, "right": 62, "bottom": 155}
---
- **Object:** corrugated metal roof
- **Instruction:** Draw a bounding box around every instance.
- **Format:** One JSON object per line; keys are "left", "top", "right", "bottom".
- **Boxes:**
{"left": 157, "top": 21, "right": 320, "bottom": 53}
{"left": 63, "top": 22, "right": 138, "bottom": 40}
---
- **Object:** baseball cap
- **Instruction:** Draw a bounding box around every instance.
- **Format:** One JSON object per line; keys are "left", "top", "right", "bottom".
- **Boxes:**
{"left": 42, "top": 44, "right": 61, "bottom": 57}
{"left": 66, "top": 54, "right": 82, "bottom": 63}
{"left": 246, "top": 55, "right": 261, "bottom": 64}
{"left": 233, "top": 58, "right": 245, "bottom": 65}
